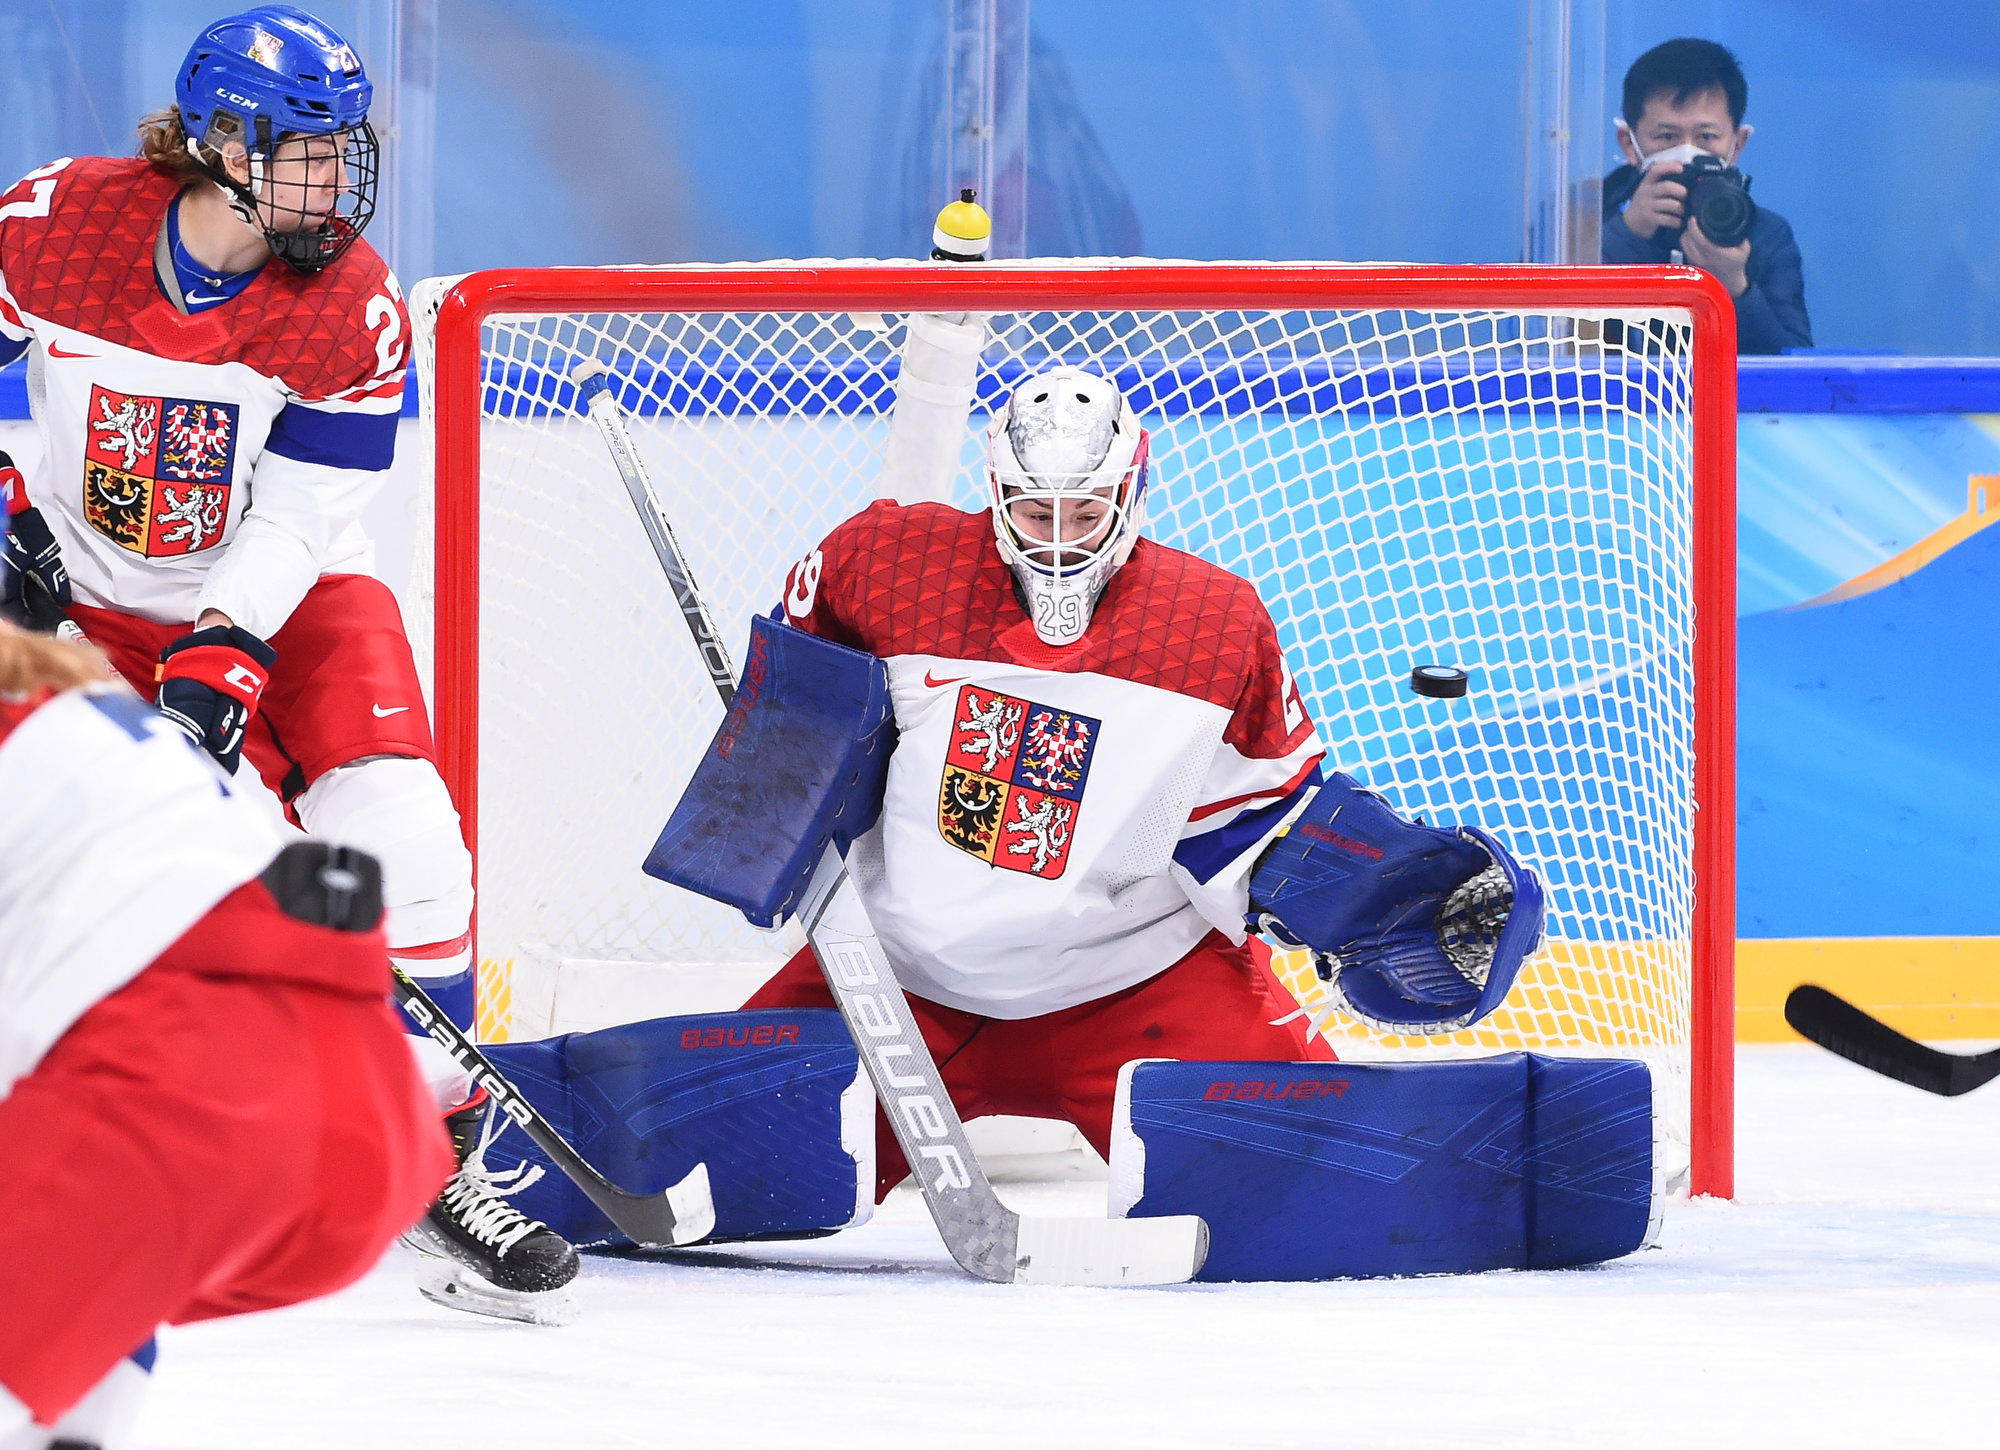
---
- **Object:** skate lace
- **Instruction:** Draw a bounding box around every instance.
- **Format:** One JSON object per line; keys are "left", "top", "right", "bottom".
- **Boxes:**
{"left": 441, "top": 1108, "right": 551, "bottom": 1256}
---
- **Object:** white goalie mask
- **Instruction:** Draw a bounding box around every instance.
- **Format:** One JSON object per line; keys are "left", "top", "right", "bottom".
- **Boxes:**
{"left": 986, "top": 366, "right": 1151, "bottom": 646}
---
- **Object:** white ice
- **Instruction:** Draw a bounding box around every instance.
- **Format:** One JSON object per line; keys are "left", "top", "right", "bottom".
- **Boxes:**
{"left": 134, "top": 1044, "right": 2000, "bottom": 1450}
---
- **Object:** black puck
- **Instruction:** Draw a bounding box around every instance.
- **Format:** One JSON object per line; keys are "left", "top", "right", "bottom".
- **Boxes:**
{"left": 1410, "top": 664, "right": 1468, "bottom": 699}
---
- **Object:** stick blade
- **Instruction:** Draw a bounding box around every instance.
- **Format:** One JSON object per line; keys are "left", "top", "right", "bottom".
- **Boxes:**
{"left": 596, "top": 1161, "right": 715, "bottom": 1249}
{"left": 1785, "top": 984, "right": 1963, "bottom": 1095}
{"left": 1012, "top": 1214, "right": 1208, "bottom": 1287}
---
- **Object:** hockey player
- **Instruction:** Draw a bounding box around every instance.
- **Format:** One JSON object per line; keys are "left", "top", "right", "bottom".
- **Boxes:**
{"left": 0, "top": 6, "right": 574, "bottom": 1321}
{"left": 0, "top": 619, "right": 454, "bottom": 1449}
{"left": 747, "top": 364, "right": 1343, "bottom": 1197}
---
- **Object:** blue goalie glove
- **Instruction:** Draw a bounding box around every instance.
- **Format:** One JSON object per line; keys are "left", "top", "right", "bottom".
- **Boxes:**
{"left": 1247, "top": 772, "right": 1545, "bottom": 1035}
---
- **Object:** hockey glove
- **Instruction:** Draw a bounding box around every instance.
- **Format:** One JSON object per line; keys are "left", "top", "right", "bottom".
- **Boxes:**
{"left": 156, "top": 625, "right": 277, "bottom": 774}
{"left": 1248, "top": 772, "right": 1545, "bottom": 1036}
{"left": 1, "top": 453, "right": 73, "bottom": 632}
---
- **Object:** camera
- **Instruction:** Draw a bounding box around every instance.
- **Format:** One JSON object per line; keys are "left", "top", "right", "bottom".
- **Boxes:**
{"left": 1675, "top": 153, "right": 1756, "bottom": 249}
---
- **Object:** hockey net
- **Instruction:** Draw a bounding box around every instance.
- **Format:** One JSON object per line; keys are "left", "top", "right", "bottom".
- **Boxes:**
{"left": 410, "top": 262, "right": 1735, "bottom": 1197}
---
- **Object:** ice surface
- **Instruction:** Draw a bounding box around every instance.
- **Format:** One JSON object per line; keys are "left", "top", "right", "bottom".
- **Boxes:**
{"left": 134, "top": 1045, "right": 2000, "bottom": 1450}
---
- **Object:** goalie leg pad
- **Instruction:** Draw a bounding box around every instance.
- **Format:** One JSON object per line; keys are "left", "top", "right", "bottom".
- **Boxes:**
{"left": 482, "top": 1009, "right": 872, "bottom": 1247}
{"left": 1110, "top": 1054, "right": 1656, "bottom": 1280}
{"left": 644, "top": 613, "right": 895, "bottom": 928}
{"left": 1248, "top": 772, "right": 1545, "bottom": 1033}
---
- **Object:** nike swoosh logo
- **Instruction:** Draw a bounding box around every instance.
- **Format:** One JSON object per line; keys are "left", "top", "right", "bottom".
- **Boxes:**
{"left": 46, "top": 342, "right": 95, "bottom": 359}
{"left": 186, "top": 292, "right": 226, "bottom": 305}
{"left": 372, "top": 704, "right": 410, "bottom": 717}
{"left": 923, "top": 671, "right": 968, "bottom": 689}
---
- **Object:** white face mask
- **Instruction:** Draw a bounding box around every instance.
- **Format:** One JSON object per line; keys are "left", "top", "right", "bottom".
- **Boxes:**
{"left": 1640, "top": 141, "right": 1708, "bottom": 171}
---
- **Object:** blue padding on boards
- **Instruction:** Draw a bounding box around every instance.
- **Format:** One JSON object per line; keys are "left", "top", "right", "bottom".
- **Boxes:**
{"left": 644, "top": 613, "right": 895, "bottom": 927}
{"left": 482, "top": 1009, "right": 868, "bottom": 1249}
{"left": 1116, "top": 1054, "right": 1653, "bottom": 1280}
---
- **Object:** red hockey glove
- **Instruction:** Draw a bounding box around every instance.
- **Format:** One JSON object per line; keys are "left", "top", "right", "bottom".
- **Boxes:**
{"left": 1, "top": 452, "right": 73, "bottom": 633}
{"left": 156, "top": 625, "right": 278, "bottom": 773}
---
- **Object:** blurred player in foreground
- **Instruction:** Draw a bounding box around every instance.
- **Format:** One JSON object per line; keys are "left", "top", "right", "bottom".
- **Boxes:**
{"left": 0, "top": 620, "right": 452, "bottom": 1448}
{"left": 0, "top": 6, "right": 575, "bottom": 1321}
{"left": 748, "top": 356, "right": 1541, "bottom": 1198}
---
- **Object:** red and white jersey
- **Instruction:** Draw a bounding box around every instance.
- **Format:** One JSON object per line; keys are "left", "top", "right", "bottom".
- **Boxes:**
{"left": 781, "top": 502, "right": 1324, "bottom": 1018}
{"left": 0, "top": 156, "right": 410, "bottom": 638}
{"left": 0, "top": 686, "right": 285, "bottom": 1099}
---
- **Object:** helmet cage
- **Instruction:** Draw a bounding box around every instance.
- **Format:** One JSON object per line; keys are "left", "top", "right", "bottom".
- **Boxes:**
{"left": 174, "top": 7, "right": 378, "bottom": 272}
{"left": 986, "top": 375, "right": 1151, "bottom": 646}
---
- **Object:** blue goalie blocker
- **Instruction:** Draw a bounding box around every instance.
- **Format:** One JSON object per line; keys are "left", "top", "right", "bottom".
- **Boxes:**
{"left": 482, "top": 1009, "right": 872, "bottom": 1248}
{"left": 1110, "top": 1055, "right": 1657, "bottom": 1280}
{"left": 644, "top": 612, "right": 896, "bottom": 928}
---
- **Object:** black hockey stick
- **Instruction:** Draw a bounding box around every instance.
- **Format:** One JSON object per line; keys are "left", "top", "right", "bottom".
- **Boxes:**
{"left": 393, "top": 968, "right": 715, "bottom": 1245}
{"left": 576, "top": 358, "right": 1207, "bottom": 1284}
{"left": 48, "top": 609, "right": 715, "bottom": 1249}
{"left": 1784, "top": 984, "right": 2000, "bottom": 1097}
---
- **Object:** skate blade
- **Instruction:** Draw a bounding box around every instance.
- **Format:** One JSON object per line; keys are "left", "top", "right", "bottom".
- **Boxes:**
{"left": 412, "top": 1255, "right": 580, "bottom": 1327}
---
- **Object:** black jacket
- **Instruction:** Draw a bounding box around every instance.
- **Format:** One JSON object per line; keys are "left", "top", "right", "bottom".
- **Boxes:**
{"left": 1601, "top": 163, "right": 1813, "bottom": 355}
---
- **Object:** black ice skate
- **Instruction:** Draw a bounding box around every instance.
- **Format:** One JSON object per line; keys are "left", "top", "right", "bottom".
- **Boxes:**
{"left": 402, "top": 1096, "right": 581, "bottom": 1325}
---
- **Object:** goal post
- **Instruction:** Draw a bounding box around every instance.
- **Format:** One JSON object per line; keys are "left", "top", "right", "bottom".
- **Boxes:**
{"left": 417, "top": 262, "right": 1737, "bottom": 1199}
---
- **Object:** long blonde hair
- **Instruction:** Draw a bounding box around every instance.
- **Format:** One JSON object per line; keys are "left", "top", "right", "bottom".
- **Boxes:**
{"left": 0, "top": 621, "right": 109, "bottom": 694}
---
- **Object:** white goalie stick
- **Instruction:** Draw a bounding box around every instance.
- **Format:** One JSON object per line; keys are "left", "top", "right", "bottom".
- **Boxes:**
{"left": 574, "top": 358, "right": 1208, "bottom": 1285}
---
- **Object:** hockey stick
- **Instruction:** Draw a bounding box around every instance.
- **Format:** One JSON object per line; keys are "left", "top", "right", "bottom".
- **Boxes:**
{"left": 393, "top": 967, "right": 716, "bottom": 1245}
{"left": 46, "top": 608, "right": 715, "bottom": 1247}
{"left": 575, "top": 360, "right": 1207, "bottom": 1285}
{"left": 1784, "top": 984, "right": 2000, "bottom": 1097}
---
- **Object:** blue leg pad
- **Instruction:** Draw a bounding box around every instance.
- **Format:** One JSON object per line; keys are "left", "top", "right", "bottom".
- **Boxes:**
{"left": 483, "top": 1009, "right": 871, "bottom": 1248}
{"left": 1110, "top": 1054, "right": 1658, "bottom": 1280}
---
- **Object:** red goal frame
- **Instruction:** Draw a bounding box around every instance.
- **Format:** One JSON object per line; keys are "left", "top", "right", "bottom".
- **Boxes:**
{"left": 429, "top": 262, "right": 1738, "bottom": 1198}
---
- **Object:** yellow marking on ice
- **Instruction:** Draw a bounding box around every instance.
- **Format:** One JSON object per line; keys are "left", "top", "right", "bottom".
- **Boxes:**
{"left": 1789, "top": 472, "right": 2000, "bottom": 610}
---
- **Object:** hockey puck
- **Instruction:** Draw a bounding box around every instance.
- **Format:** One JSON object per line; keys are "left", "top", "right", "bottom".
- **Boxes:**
{"left": 1409, "top": 664, "right": 1469, "bottom": 699}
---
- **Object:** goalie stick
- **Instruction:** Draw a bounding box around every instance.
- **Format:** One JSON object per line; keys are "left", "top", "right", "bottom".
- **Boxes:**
{"left": 575, "top": 358, "right": 1208, "bottom": 1286}
{"left": 1784, "top": 984, "right": 2000, "bottom": 1097}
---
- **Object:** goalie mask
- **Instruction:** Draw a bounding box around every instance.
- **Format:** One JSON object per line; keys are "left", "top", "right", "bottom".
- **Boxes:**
{"left": 174, "top": 6, "right": 379, "bottom": 273}
{"left": 987, "top": 366, "right": 1151, "bottom": 647}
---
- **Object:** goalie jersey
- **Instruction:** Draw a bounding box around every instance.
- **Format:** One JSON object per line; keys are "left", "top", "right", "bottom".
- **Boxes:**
{"left": 0, "top": 687, "right": 283, "bottom": 1100}
{"left": 781, "top": 501, "right": 1325, "bottom": 1018}
{"left": 0, "top": 156, "right": 409, "bottom": 637}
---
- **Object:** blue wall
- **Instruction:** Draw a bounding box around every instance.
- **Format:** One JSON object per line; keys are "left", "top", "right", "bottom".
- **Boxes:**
{"left": 7, "top": 3, "right": 1999, "bottom": 353}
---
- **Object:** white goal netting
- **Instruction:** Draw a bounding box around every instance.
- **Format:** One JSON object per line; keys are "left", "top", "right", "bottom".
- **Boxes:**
{"left": 409, "top": 262, "right": 1725, "bottom": 1190}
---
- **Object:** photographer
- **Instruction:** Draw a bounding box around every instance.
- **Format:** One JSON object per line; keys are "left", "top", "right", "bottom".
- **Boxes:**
{"left": 1601, "top": 38, "right": 1812, "bottom": 355}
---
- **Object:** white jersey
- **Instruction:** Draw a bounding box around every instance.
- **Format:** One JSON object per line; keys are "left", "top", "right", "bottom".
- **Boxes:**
{"left": 0, "top": 156, "right": 409, "bottom": 638}
{"left": 781, "top": 501, "right": 1324, "bottom": 1018}
{"left": 0, "top": 687, "right": 284, "bottom": 1099}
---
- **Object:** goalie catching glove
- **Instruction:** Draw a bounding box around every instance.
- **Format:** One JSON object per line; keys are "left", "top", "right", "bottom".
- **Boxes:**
{"left": 156, "top": 624, "right": 277, "bottom": 774}
{"left": 1247, "top": 772, "right": 1545, "bottom": 1036}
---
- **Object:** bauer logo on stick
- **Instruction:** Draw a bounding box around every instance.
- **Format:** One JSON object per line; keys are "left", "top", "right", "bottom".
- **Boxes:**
{"left": 937, "top": 684, "right": 1097, "bottom": 878}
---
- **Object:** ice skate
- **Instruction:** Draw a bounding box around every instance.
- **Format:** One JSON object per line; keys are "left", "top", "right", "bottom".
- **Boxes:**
{"left": 402, "top": 1098, "right": 580, "bottom": 1326}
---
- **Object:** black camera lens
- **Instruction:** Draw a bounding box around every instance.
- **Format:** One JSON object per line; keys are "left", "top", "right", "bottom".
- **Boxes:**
{"left": 1678, "top": 156, "right": 1757, "bottom": 248}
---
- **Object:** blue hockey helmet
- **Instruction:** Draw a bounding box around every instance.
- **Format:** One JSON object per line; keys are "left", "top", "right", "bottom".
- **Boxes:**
{"left": 174, "top": 6, "right": 379, "bottom": 272}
